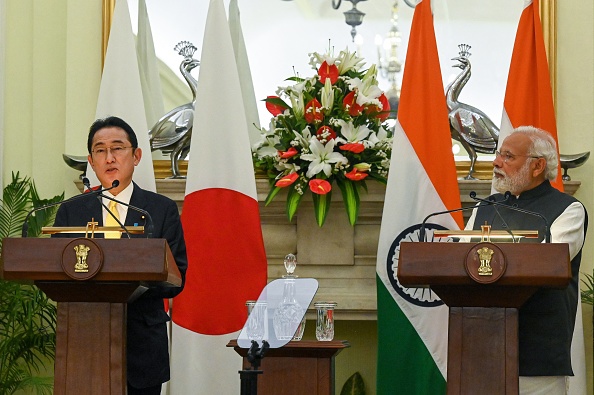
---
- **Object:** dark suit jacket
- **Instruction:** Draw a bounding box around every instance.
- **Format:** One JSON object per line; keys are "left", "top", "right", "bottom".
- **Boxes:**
{"left": 53, "top": 183, "right": 188, "bottom": 388}
{"left": 470, "top": 181, "right": 586, "bottom": 376}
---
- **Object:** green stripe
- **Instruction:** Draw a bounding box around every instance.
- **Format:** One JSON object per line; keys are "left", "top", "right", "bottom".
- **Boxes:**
{"left": 376, "top": 275, "right": 446, "bottom": 395}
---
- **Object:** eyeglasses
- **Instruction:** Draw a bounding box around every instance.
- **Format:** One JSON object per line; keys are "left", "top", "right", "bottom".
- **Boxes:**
{"left": 91, "top": 145, "right": 134, "bottom": 158}
{"left": 495, "top": 150, "right": 541, "bottom": 163}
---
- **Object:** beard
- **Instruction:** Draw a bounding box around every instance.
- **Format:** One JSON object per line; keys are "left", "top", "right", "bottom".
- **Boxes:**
{"left": 492, "top": 159, "right": 532, "bottom": 195}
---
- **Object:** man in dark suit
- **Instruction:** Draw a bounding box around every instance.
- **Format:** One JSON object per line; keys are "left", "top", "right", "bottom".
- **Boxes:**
{"left": 53, "top": 116, "right": 187, "bottom": 395}
{"left": 466, "top": 126, "right": 587, "bottom": 395}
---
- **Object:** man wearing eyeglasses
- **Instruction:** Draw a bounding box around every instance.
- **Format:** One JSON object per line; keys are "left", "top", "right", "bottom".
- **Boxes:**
{"left": 53, "top": 116, "right": 188, "bottom": 395}
{"left": 465, "top": 126, "right": 587, "bottom": 395}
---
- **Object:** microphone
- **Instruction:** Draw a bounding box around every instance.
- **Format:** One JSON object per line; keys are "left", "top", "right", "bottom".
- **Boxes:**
{"left": 469, "top": 191, "right": 550, "bottom": 243}
{"left": 95, "top": 184, "right": 154, "bottom": 239}
{"left": 83, "top": 178, "right": 132, "bottom": 239}
{"left": 419, "top": 204, "right": 485, "bottom": 242}
{"left": 478, "top": 193, "right": 517, "bottom": 242}
{"left": 21, "top": 179, "right": 119, "bottom": 238}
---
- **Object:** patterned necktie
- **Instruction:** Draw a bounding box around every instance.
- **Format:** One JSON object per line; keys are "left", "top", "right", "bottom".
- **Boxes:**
{"left": 104, "top": 200, "right": 121, "bottom": 239}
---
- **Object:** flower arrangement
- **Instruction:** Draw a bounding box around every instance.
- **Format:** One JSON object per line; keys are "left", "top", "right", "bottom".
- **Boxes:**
{"left": 252, "top": 48, "right": 393, "bottom": 226}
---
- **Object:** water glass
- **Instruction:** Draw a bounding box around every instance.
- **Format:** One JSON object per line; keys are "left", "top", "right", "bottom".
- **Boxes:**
{"left": 245, "top": 300, "right": 267, "bottom": 341}
{"left": 314, "top": 301, "right": 337, "bottom": 341}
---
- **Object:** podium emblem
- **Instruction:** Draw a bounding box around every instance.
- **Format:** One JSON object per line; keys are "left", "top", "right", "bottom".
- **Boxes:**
{"left": 73, "top": 244, "right": 91, "bottom": 272}
{"left": 61, "top": 238, "right": 104, "bottom": 280}
{"left": 465, "top": 242, "right": 506, "bottom": 284}
{"left": 476, "top": 246, "right": 494, "bottom": 276}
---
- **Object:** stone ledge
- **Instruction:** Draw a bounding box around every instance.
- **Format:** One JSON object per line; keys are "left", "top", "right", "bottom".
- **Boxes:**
{"left": 149, "top": 176, "right": 580, "bottom": 320}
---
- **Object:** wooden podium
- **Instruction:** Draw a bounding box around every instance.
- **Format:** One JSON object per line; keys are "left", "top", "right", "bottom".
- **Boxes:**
{"left": 398, "top": 241, "right": 570, "bottom": 395}
{"left": 228, "top": 339, "right": 349, "bottom": 395}
{"left": 1, "top": 237, "right": 182, "bottom": 395}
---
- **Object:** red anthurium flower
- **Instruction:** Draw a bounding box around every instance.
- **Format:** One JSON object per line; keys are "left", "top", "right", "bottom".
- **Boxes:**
{"left": 345, "top": 168, "right": 369, "bottom": 181}
{"left": 309, "top": 179, "right": 332, "bottom": 195}
{"left": 342, "top": 91, "right": 363, "bottom": 116}
{"left": 377, "top": 93, "right": 391, "bottom": 121}
{"left": 316, "top": 126, "right": 336, "bottom": 142}
{"left": 339, "top": 143, "right": 365, "bottom": 154}
{"left": 364, "top": 94, "right": 391, "bottom": 121}
{"left": 275, "top": 172, "right": 299, "bottom": 188}
{"left": 266, "top": 95, "right": 288, "bottom": 116}
{"left": 278, "top": 147, "right": 298, "bottom": 159}
{"left": 304, "top": 98, "right": 324, "bottom": 124}
{"left": 318, "top": 61, "right": 339, "bottom": 85}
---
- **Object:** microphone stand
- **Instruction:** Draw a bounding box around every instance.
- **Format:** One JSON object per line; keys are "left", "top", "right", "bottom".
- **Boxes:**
{"left": 82, "top": 179, "right": 132, "bottom": 239}
{"left": 419, "top": 205, "right": 484, "bottom": 242}
{"left": 21, "top": 179, "right": 119, "bottom": 238}
{"left": 97, "top": 193, "right": 154, "bottom": 239}
{"left": 239, "top": 340, "right": 269, "bottom": 395}
{"left": 469, "top": 191, "right": 550, "bottom": 243}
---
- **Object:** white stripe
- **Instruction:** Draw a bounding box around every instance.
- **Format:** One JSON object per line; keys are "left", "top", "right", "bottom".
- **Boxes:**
{"left": 184, "top": 0, "right": 256, "bottom": 200}
{"left": 377, "top": 120, "right": 459, "bottom": 378}
{"left": 169, "top": 323, "right": 240, "bottom": 395}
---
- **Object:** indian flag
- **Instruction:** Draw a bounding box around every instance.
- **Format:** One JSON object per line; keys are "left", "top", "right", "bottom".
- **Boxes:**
{"left": 501, "top": 1, "right": 587, "bottom": 393}
{"left": 376, "top": 0, "right": 463, "bottom": 393}
{"left": 168, "top": 0, "right": 267, "bottom": 393}
{"left": 499, "top": 0, "right": 563, "bottom": 191}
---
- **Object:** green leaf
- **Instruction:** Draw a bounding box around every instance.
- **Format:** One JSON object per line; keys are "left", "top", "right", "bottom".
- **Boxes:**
{"left": 581, "top": 271, "right": 594, "bottom": 306}
{"left": 0, "top": 172, "right": 61, "bottom": 395}
{"left": 312, "top": 190, "right": 332, "bottom": 227}
{"left": 27, "top": 180, "right": 64, "bottom": 237}
{"left": 0, "top": 172, "right": 31, "bottom": 245}
{"left": 286, "top": 186, "right": 304, "bottom": 222}
{"left": 264, "top": 185, "right": 283, "bottom": 206}
{"left": 337, "top": 179, "right": 360, "bottom": 226}
{"left": 262, "top": 96, "right": 290, "bottom": 109}
{"left": 340, "top": 371, "right": 366, "bottom": 395}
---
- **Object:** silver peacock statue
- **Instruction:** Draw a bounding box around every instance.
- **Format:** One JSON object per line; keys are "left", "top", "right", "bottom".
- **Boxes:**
{"left": 149, "top": 41, "right": 199, "bottom": 178}
{"left": 446, "top": 43, "right": 589, "bottom": 180}
{"left": 446, "top": 44, "right": 499, "bottom": 180}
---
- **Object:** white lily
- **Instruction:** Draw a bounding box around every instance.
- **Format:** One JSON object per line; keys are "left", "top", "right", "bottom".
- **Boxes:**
{"left": 301, "top": 137, "right": 347, "bottom": 178}
{"left": 336, "top": 120, "right": 371, "bottom": 143}
{"left": 252, "top": 122, "right": 281, "bottom": 157}
{"left": 321, "top": 78, "right": 334, "bottom": 114}
{"left": 292, "top": 126, "right": 312, "bottom": 148}
{"left": 337, "top": 48, "right": 365, "bottom": 74}
{"left": 354, "top": 162, "right": 372, "bottom": 171}
{"left": 366, "top": 125, "right": 391, "bottom": 147}
{"left": 345, "top": 65, "right": 382, "bottom": 107}
{"left": 275, "top": 161, "right": 301, "bottom": 173}
{"left": 308, "top": 51, "right": 337, "bottom": 70}
{"left": 289, "top": 91, "right": 305, "bottom": 119}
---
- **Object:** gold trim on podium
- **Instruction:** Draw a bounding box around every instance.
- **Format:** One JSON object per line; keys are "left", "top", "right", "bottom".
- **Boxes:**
{"left": 42, "top": 226, "right": 145, "bottom": 235}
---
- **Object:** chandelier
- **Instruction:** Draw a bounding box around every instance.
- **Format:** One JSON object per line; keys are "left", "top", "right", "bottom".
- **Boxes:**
{"left": 331, "top": 0, "right": 367, "bottom": 42}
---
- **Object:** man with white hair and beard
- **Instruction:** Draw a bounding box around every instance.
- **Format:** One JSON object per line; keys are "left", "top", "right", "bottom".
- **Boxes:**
{"left": 465, "top": 126, "right": 587, "bottom": 395}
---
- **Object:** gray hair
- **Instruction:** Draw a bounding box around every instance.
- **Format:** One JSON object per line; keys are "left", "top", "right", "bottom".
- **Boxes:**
{"left": 510, "top": 126, "right": 558, "bottom": 180}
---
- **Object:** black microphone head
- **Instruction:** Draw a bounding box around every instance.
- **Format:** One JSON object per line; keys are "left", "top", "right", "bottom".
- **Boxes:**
{"left": 112, "top": 180, "right": 120, "bottom": 188}
{"left": 82, "top": 177, "right": 91, "bottom": 189}
{"left": 504, "top": 191, "right": 512, "bottom": 201}
{"left": 469, "top": 191, "right": 477, "bottom": 199}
